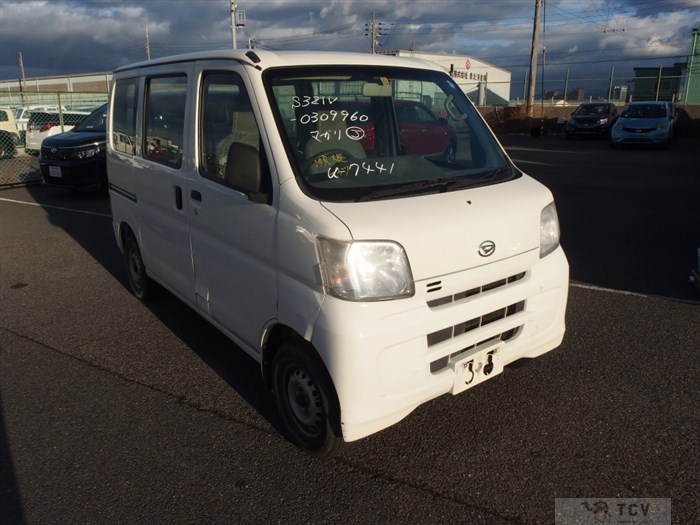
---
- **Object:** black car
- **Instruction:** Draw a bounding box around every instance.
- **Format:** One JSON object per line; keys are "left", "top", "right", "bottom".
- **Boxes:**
{"left": 39, "top": 103, "right": 107, "bottom": 191}
{"left": 565, "top": 102, "right": 618, "bottom": 139}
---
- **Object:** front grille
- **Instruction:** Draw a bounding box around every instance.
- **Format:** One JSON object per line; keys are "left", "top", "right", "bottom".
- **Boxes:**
{"left": 429, "top": 326, "right": 522, "bottom": 373}
{"left": 622, "top": 126, "right": 655, "bottom": 134}
{"left": 41, "top": 146, "right": 72, "bottom": 161}
{"left": 426, "top": 272, "right": 525, "bottom": 308}
{"left": 427, "top": 301, "right": 525, "bottom": 347}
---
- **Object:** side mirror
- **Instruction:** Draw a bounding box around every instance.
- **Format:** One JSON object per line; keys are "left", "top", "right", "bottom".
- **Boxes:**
{"left": 224, "top": 142, "right": 268, "bottom": 203}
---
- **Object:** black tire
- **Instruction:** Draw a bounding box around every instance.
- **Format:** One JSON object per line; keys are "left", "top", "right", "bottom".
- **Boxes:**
{"left": 124, "top": 232, "right": 155, "bottom": 300}
{"left": 272, "top": 341, "right": 346, "bottom": 458}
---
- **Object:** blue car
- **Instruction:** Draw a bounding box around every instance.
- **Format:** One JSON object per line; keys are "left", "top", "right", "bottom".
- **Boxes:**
{"left": 610, "top": 101, "right": 677, "bottom": 149}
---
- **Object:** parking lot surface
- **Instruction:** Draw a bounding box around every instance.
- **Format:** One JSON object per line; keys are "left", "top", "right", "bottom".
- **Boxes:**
{"left": 1, "top": 135, "right": 698, "bottom": 524}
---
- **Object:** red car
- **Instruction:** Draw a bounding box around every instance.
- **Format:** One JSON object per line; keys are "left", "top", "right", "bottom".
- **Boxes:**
{"left": 394, "top": 100, "right": 456, "bottom": 160}
{"left": 341, "top": 100, "right": 457, "bottom": 161}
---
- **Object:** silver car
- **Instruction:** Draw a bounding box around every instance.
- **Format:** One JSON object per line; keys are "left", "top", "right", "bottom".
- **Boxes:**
{"left": 610, "top": 101, "right": 677, "bottom": 149}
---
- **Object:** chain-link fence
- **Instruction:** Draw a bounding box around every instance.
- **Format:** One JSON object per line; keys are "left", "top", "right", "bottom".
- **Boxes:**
{"left": 0, "top": 91, "right": 108, "bottom": 187}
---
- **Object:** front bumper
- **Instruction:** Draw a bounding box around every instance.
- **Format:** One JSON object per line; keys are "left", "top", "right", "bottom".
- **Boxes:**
{"left": 39, "top": 158, "right": 106, "bottom": 190}
{"left": 611, "top": 126, "right": 670, "bottom": 145}
{"left": 311, "top": 246, "right": 569, "bottom": 442}
{"left": 566, "top": 122, "right": 608, "bottom": 136}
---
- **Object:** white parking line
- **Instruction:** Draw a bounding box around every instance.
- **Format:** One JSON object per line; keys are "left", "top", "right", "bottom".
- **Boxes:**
{"left": 570, "top": 281, "right": 699, "bottom": 305}
{"left": 0, "top": 197, "right": 112, "bottom": 218}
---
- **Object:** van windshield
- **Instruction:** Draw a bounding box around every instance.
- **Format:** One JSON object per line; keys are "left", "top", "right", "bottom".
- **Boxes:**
{"left": 264, "top": 66, "right": 515, "bottom": 202}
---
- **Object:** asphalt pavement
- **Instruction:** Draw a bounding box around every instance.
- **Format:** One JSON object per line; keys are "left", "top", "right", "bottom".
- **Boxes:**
{"left": 1, "top": 135, "right": 698, "bottom": 524}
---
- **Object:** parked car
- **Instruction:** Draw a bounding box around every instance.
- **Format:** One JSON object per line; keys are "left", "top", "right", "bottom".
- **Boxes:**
{"left": 14, "top": 105, "right": 62, "bottom": 144}
{"left": 0, "top": 107, "right": 20, "bottom": 158}
{"left": 610, "top": 101, "right": 677, "bottom": 149}
{"left": 342, "top": 99, "right": 457, "bottom": 161}
{"left": 565, "top": 102, "right": 617, "bottom": 139}
{"left": 25, "top": 110, "right": 89, "bottom": 155}
{"left": 39, "top": 104, "right": 107, "bottom": 191}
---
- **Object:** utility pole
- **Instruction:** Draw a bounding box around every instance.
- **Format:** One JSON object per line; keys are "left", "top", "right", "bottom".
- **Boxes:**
{"left": 526, "top": 0, "right": 542, "bottom": 117}
{"left": 18, "top": 52, "right": 26, "bottom": 105}
{"left": 365, "top": 11, "right": 385, "bottom": 54}
{"left": 231, "top": 1, "right": 238, "bottom": 49}
{"left": 230, "top": 1, "right": 246, "bottom": 50}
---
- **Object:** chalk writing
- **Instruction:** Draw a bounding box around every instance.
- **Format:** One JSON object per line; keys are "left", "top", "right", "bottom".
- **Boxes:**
{"left": 345, "top": 126, "right": 365, "bottom": 140}
{"left": 312, "top": 153, "right": 347, "bottom": 169}
{"left": 327, "top": 162, "right": 395, "bottom": 179}
{"left": 295, "top": 110, "right": 369, "bottom": 125}
{"left": 310, "top": 126, "right": 366, "bottom": 143}
{"left": 292, "top": 96, "right": 339, "bottom": 108}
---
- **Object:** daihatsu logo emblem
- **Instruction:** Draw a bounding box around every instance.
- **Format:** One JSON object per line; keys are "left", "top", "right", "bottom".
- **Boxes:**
{"left": 478, "top": 240, "right": 496, "bottom": 257}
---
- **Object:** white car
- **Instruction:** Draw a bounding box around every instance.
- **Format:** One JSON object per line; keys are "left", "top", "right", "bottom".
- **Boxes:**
{"left": 14, "top": 105, "right": 61, "bottom": 135}
{"left": 610, "top": 101, "right": 677, "bottom": 149}
{"left": 25, "top": 110, "right": 88, "bottom": 155}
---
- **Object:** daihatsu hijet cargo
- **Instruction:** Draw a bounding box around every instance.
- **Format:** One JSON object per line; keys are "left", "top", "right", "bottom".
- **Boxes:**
{"left": 107, "top": 50, "right": 568, "bottom": 458}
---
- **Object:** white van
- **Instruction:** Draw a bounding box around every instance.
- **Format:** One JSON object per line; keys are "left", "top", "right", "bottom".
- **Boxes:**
{"left": 107, "top": 50, "right": 568, "bottom": 458}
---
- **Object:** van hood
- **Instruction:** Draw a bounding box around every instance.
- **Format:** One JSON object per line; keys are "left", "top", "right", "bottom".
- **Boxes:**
{"left": 320, "top": 174, "right": 552, "bottom": 281}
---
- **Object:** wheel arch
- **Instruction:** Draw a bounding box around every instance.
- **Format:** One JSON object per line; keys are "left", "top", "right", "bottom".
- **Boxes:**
{"left": 116, "top": 221, "right": 136, "bottom": 253}
{"left": 260, "top": 323, "right": 308, "bottom": 389}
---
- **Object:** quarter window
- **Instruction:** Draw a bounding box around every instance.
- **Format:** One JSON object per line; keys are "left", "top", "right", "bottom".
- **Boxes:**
{"left": 112, "top": 78, "right": 138, "bottom": 155}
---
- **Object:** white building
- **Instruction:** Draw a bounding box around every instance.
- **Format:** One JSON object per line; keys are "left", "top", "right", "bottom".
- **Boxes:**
{"left": 386, "top": 50, "right": 511, "bottom": 106}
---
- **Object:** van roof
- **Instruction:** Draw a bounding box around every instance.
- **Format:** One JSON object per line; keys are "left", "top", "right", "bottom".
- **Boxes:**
{"left": 113, "top": 49, "right": 441, "bottom": 74}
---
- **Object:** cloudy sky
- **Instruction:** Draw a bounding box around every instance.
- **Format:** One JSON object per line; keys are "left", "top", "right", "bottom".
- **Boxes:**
{"left": 1, "top": 0, "right": 698, "bottom": 96}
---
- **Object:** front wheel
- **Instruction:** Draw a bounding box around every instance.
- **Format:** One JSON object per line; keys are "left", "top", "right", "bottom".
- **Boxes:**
{"left": 272, "top": 341, "right": 346, "bottom": 459}
{"left": 124, "top": 232, "right": 155, "bottom": 300}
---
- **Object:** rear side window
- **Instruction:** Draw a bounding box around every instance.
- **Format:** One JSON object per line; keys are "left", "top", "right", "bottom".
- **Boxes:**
{"left": 28, "top": 112, "right": 54, "bottom": 128}
{"left": 0, "top": 111, "right": 8, "bottom": 122}
{"left": 28, "top": 111, "right": 85, "bottom": 130}
{"left": 112, "top": 79, "right": 138, "bottom": 155}
{"left": 144, "top": 75, "right": 187, "bottom": 168}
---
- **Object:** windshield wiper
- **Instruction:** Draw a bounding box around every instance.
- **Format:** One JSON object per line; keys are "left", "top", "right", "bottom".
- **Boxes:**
{"left": 354, "top": 167, "right": 512, "bottom": 202}
{"left": 355, "top": 178, "right": 453, "bottom": 202}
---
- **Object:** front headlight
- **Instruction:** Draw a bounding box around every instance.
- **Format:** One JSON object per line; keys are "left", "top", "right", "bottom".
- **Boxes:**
{"left": 597, "top": 118, "right": 609, "bottom": 125}
{"left": 315, "top": 236, "right": 414, "bottom": 301}
{"left": 540, "top": 202, "right": 561, "bottom": 258}
{"left": 72, "top": 142, "right": 105, "bottom": 159}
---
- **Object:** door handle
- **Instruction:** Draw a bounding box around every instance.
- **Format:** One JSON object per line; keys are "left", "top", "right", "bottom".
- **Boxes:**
{"left": 191, "top": 190, "right": 202, "bottom": 202}
{"left": 174, "top": 186, "right": 183, "bottom": 210}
